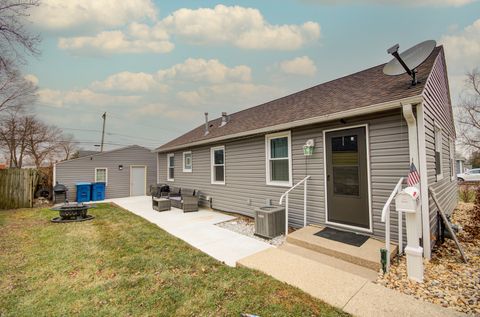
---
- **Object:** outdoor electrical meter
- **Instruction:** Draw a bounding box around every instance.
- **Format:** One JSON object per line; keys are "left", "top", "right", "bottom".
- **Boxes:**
{"left": 395, "top": 187, "right": 420, "bottom": 213}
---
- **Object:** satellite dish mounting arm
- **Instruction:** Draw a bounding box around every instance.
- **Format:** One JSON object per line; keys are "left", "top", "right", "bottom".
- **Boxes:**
{"left": 387, "top": 44, "right": 418, "bottom": 85}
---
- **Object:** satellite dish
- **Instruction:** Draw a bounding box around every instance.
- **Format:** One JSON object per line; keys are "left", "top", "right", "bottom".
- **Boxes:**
{"left": 383, "top": 40, "right": 436, "bottom": 85}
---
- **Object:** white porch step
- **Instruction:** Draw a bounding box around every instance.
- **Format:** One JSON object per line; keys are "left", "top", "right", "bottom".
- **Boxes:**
{"left": 286, "top": 226, "right": 397, "bottom": 271}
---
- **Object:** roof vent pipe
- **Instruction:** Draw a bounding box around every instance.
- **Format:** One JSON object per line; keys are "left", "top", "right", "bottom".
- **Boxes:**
{"left": 220, "top": 112, "right": 229, "bottom": 127}
{"left": 204, "top": 112, "right": 209, "bottom": 135}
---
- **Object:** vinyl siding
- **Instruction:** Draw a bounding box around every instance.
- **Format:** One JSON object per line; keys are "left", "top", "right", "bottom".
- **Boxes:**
{"left": 158, "top": 110, "right": 410, "bottom": 241}
{"left": 422, "top": 51, "right": 458, "bottom": 248}
{"left": 55, "top": 146, "right": 157, "bottom": 201}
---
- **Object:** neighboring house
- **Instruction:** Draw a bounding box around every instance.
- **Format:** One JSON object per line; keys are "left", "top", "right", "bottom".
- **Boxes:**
{"left": 154, "top": 46, "right": 456, "bottom": 259}
{"left": 54, "top": 145, "right": 156, "bottom": 201}
{"left": 77, "top": 150, "right": 99, "bottom": 158}
{"left": 455, "top": 153, "right": 466, "bottom": 175}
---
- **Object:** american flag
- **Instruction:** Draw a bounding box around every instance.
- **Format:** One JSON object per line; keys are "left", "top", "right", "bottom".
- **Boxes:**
{"left": 407, "top": 162, "right": 420, "bottom": 186}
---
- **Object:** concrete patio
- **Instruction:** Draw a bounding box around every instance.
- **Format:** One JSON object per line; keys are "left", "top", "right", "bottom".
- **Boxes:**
{"left": 107, "top": 196, "right": 272, "bottom": 267}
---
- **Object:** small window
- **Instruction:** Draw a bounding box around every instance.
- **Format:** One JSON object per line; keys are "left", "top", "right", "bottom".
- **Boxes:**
{"left": 434, "top": 125, "right": 443, "bottom": 181}
{"left": 183, "top": 151, "right": 192, "bottom": 172}
{"left": 95, "top": 168, "right": 107, "bottom": 185}
{"left": 167, "top": 153, "right": 174, "bottom": 181}
{"left": 450, "top": 138, "right": 455, "bottom": 181}
{"left": 211, "top": 146, "right": 225, "bottom": 184}
{"left": 266, "top": 131, "right": 292, "bottom": 186}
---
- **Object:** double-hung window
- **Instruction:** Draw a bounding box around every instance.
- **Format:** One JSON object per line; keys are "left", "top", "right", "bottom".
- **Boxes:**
{"left": 183, "top": 151, "right": 192, "bottom": 172}
{"left": 95, "top": 168, "right": 108, "bottom": 185}
{"left": 211, "top": 146, "right": 225, "bottom": 184}
{"left": 167, "top": 153, "right": 175, "bottom": 181}
{"left": 434, "top": 125, "right": 443, "bottom": 181}
{"left": 266, "top": 131, "right": 292, "bottom": 186}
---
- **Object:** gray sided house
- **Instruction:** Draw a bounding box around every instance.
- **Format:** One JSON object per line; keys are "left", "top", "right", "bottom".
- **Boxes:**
{"left": 55, "top": 145, "right": 156, "bottom": 201}
{"left": 155, "top": 46, "right": 456, "bottom": 259}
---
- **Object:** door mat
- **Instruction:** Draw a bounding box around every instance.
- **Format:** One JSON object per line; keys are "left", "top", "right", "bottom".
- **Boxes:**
{"left": 314, "top": 227, "right": 369, "bottom": 247}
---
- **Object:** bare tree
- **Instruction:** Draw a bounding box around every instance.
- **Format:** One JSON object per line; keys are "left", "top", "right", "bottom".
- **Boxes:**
{"left": 0, "top": 67, "right": 36, "bottom": 114}
{"left": 25, "top": 118, "right": 61, "bottom": 168}
{"left": 56, "top": 133, "right": 78, "bottom": 161}
{"left": 0, "top": 111, "right": 33, "bottom": 167}
{"left": 0, "top": 0, "right": 40, "bottom": 71}
{"left": 457, "top": 68, "right": 480, "bottom": 151}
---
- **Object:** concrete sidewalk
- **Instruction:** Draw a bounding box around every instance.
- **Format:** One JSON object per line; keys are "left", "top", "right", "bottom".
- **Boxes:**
{"left": 108, "top": 196, "right": 272, "bottom": 267}
{"left": 238, "top": 246, "right": 464, "bottom": 317}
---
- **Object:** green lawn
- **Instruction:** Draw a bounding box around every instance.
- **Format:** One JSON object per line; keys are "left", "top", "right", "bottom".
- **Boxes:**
{"left": 0, "top": 204, "right": 347, "bottom": 316}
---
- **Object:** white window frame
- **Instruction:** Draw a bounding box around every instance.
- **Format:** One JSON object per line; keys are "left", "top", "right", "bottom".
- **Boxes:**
{"left": 94, "top": 167, "right": 108, "bottom": 186}
{"left": 265, "top": 131, "right": 292, "bottom": 187}
{"left": 167, "top": 153, "right": 175, "bottom": 182}
{"left": 183, "top": 151, "right": 192, "bottom": 173}
{"left": 450, "top": 138, "right": 455, "bottom": 181}
{"left": 434, "top": 124, "right": 443, "bottom": 181}
{"left": 211, "top": 145, "right": 225, "bottom": 185}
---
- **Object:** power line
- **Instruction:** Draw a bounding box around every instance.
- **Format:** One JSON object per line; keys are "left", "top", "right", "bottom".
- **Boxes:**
{"left": 35, "top": 102, "right": 186, "bottom": 133}
{"left": 59, "top": 127, "right": 161, "bottom": 142}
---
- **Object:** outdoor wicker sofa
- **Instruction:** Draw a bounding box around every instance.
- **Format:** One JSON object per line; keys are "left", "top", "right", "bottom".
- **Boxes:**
{"left": 167, "top": 186, "right": 199, "bottom": 212}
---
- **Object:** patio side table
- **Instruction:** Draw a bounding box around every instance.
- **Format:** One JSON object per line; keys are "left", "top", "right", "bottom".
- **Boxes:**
{"left": 152, "top": 197, "right": 171, "bottom": 212}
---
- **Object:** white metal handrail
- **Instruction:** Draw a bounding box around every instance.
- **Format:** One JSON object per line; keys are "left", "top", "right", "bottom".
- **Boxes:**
{"left": 279, "top": 175, "right": 311, "bottom": 235}
{"left": 381, "top": 177, "right": 404, "bottom": 272}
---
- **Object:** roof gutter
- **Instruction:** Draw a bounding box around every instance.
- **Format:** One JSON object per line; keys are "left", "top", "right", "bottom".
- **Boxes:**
{"left": 154, "top": 95, "right": 424, "bottom": 153}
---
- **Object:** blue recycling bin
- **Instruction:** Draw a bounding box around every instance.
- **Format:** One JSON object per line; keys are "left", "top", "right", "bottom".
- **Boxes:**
{"left": 76, "top": 182, "right": 91, "bottom": 203}
{"left": 91, "top": 182, "right": 106, "bottom": 201}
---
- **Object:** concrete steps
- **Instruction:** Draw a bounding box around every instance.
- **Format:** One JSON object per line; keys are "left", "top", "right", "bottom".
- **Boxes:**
{"left": 286, "top": 226, "right": 397, "bottom": 271}
{"left": 279, "top": 243, "right": 378, "bottom": 280}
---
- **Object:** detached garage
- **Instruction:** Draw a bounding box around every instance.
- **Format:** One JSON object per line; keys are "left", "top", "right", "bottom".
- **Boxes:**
{"left": 54, "top": 145, "right": 156, "bottom": 202}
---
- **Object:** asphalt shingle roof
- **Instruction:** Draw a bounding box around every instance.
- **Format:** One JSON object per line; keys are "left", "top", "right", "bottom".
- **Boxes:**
{"left": 156, "top": 47, "right": 442, "bottom": 152}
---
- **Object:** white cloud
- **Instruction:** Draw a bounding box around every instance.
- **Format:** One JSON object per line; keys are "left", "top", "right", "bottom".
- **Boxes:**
{"left": 58, "top": 30, "right": 174, "bottom": 55}
{"left": 24, "top": 74, "right": 39, "bottom": 86}
{"left": 38, "top": 88, "right": 140, "bottom": 108}
{"left": 161, "top": 5, "right": 320, "bottom": 50}
{"left": 91, "top": 72, "right": 167, "bottom": 92}
{"left": 301, "top": 0, "right": 476, "bottom": 6}
{"left": 90, "top": 58, "right": 250, "bottom": 95}
{"left": 157, "top": 58, "right": 251, "bottom": 83}
{"left": 177, "top": 83, "right": 283, "bottom": 107}
{"left": 55, "top": 4, "right": 320, "bottom": 55}
{"left": 440, "top": 19, "right": 480, "bottom": 72}
{"left": 31, "top": 0, "right": 157, "bottom": 32}
{"left": 279, "top": 56, "right": 317, "bottom": 76}
{"left": 440, "top": 19, "right": 480, "bottom": 101}
{"left": 134, "top": 103, "right": 200, "bottom": 121}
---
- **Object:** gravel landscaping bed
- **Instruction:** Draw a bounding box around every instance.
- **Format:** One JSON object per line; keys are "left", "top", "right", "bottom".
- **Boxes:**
{"left": 377, "top": 202, "right": 480, "bottom": 315}
{"left": 216, "top": 216, "right": 286, "bottom": 246}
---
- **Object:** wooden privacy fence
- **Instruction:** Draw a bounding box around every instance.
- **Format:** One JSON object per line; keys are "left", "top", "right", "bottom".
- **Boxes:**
{"left": 0, "top": 169, "right": 39, "bottom": 209}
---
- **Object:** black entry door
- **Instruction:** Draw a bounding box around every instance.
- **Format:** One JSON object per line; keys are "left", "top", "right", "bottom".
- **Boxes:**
{"left": 325, "top": 126, "right": 370, "bottom": 229}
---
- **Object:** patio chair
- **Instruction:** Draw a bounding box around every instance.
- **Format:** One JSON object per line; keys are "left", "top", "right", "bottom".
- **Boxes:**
{"left": 180, "top": 188, "right": 199, "bottom": 213}
{"left": 168, "top": 186, "right": 182, "bottom": 209}
{"left": 167, "top": 187, "right": 199, "bottom": 212}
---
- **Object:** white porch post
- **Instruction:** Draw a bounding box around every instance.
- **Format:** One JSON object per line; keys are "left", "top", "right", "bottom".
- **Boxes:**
{"left": 285, "top": 195, "right": 289, "bottom": 235}
{"left": 304, "top": 180, "right": 307, "bottom": 227}
{"left": 402, "top": 104, "right": 422, "bottom": 247}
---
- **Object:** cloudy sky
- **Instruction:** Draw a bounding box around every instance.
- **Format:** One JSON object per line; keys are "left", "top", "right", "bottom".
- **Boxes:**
{"left": 24, "top": 0, "right": 480, "bottom": 151}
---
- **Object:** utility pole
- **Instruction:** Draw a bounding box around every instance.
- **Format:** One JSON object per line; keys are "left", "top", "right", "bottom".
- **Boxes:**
{"left": 100, "top": 112, "right": 106, "bottom": 152}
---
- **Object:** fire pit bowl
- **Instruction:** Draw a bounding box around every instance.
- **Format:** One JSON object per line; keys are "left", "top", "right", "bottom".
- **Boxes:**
{"left": 50, "top": 202, "right": 94, "bottom": 223}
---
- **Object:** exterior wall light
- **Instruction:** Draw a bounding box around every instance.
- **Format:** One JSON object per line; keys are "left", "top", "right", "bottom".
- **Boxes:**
{"left": 303, "top": 139, "right": 315, "bottom": 156}
{"left": 118, "top": 165, "right": 123, "bottom": 171}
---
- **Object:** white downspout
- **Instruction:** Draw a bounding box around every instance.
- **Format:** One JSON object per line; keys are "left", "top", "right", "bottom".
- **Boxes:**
{"left": 402, "top": 104, "right": 422, "bottom": 243}
{"left": 53, "top": 163, "right": 56, "bottom": 186}
{"left": 416, "top": 103, "right": 432, "bottom": 259}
